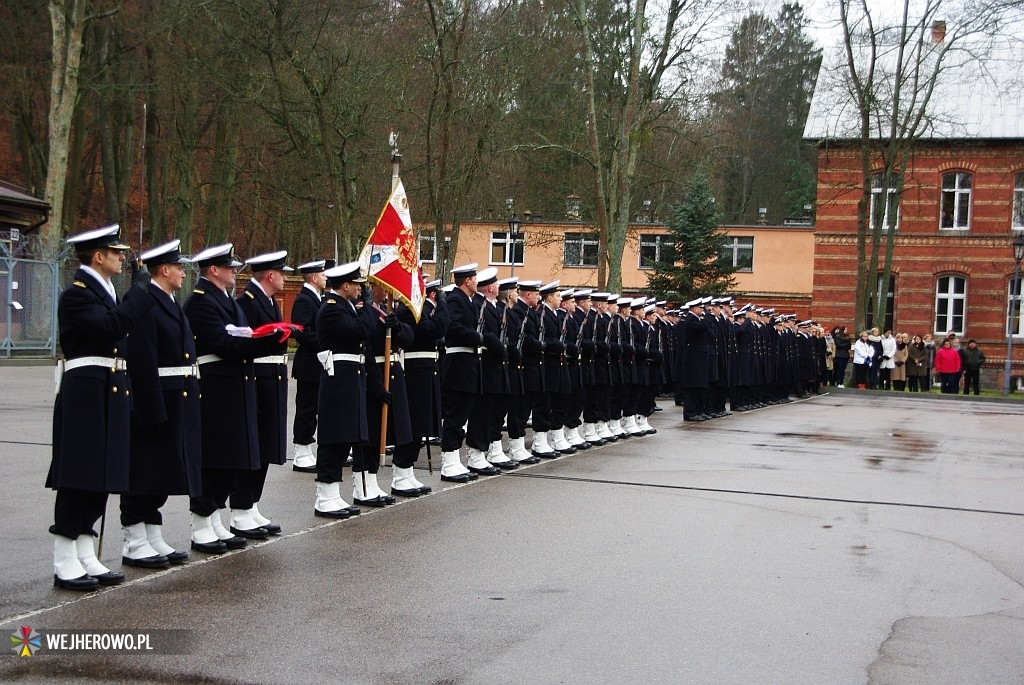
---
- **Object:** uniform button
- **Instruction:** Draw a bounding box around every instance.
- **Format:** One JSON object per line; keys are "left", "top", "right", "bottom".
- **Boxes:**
{"left": 183, "top": 391, "right": 188, "bottom": 397}
{"left": 112, "top": 387, "right": 118, "bottom": 393}
{"left": 277, "top": 375, "right": 282, "bottom": 380}
{"left": 185, "top": 353, "right": 190, "bottom": 359}
{"left": 199, "top": 394, "right": 202, "bottom": 399}
{"left": 245, "top": 376, "right": 249, "bottom": 381}
{"left": 112, "top": 347, "right": 118, "bottom": 354}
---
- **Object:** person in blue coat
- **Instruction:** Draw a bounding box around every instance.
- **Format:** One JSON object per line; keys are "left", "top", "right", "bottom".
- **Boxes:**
{"left": 48, "top": 225, "right": 156, "bottom": 591}
{"left": 232, "top": 251, "right": 294, "bottom": 537}
{"left": 289, "top": 259, "right": 328, "bottom": 473}
{"left": 120, "top": 240, "right": 200, "bottom": 569}
{"left": 312, "top": 261, "right": 377, "bottom": 518}
{"left": 183, "top": 244, "right": 293, "bottom": 553}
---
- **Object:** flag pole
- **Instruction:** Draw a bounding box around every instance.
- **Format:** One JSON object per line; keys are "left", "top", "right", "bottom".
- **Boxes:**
{"left": 379, "top": 292, "right": 392, "bottom": 468}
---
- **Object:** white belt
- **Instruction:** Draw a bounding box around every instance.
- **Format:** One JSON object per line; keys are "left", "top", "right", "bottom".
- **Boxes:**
{"left": 403, "top": 351, "right": 439, "bottom": 361}
{"left": 158, "top": 364, "right": 201, "bottom": 378}
{"left": 316, "top": 350, "right": 365, "bottom": 376}
{"left": 447, "top": 346, "right": 482, "bottom": 355}
{"left": 253, "top": 354, "right": 288, "bottom": 365}
{"left": 374, "top": 353, "right": 402, "bottom": 364}
{"left": 54, "top": 356, "right": 127, "bottom": 394}
{"left": 197, "top": 354, "right": 224, "bottom": 366}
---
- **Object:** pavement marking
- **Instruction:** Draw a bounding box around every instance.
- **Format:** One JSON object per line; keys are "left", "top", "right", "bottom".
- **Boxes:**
{"left": 506, "top": 472, "right": 1024, "bottom": 518}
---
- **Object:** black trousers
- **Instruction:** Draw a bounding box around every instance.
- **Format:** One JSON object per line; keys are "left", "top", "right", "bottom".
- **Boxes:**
{"left": 564, "top": 387, "right": 585, "bottom": 428}
{"left": 529, "top": 392, "right": 555, "bottom": 432}
{"left": 683, "top": 387, "right": 708, "bottom": 418}
{"left": 441, "top": 388, "right": 477, "bottom": 452}
{"left": 230, "top": 463, "right": 270, "bottom": 509}
{"left": 583, "top": 383, "right": 602, "bottom": 423}
{"left": 189, "top": 468, "right": 238, "bottom": 517}
{"left": 292, "top": 379, "right": 319, "bottom": 445}
{"left": 465, "top": 393, "right": 497, "bottom": 451}
{"left": 507, "top": 394, "right": 530, "bottom": 439}
{"left": 609, "top": 381, "right": 626, "bottom": 419}
{"left": 489, "top": 395, "right": 509, "bottom": 443}
{"left": 963, "top": 369, "right": 980, "bottom": 394}
{"left": 50, "top": 488, "right": 108, "bottom": 539}
{"left": 120, "top": 494, "right": 169, "bottom": 526}
{"left": 316, "top": 443, "right": 354, "bottom": 483}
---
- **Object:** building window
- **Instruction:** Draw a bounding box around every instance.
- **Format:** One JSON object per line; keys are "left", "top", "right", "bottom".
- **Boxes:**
{"left": 638, "top": 234, "right": 674, "bottom": 269}
{"left": 418, "top": 233, "right": 451, "bottom": 264}
{"left": 870, "top": 172, "right": 900, "bottom": 231}
{"left": 1010, "top": 276, "right": 1023, "bottom": 336}
{"left": 563, "top": 232, "right": 599, "bottom": 268}
{"left": 935, "top": 275, "right": 967, "bottom": 335}
{"left": 719, "top": 236, "right": 754, "bottom": 272}
{"left": 940, "top": 171, "right": 971, "bottom": 230}
{"left": 489, "top": 231, "right": 524, "bottom": 266}
{"left": 1013, "top": 172, "right": 1024, "bottom": 231}
{"left": 865, "top": 274, "right": 896, "bottom": 332}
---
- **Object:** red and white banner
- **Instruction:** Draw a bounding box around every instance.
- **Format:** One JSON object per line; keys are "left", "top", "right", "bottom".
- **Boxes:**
{"left": 358, "top": 180, "right": 425, "bottom": 321}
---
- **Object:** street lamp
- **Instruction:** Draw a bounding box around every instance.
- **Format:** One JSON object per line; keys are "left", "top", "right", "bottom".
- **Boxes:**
{"left": 1003, "top": 234, "right": 1024, "bottom": 396}
{"left": 507, "top": 212, "right": 522, "bottom": 277}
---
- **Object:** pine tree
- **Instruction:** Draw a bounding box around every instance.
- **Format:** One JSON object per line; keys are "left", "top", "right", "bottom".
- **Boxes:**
{"left": 645, "top": 173, "right": 737, "bottom": 302}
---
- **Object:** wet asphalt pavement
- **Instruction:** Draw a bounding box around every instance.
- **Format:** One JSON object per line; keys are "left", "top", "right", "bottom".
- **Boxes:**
{"left": 0, "top": 365, "right": 1022, "bottom": 684}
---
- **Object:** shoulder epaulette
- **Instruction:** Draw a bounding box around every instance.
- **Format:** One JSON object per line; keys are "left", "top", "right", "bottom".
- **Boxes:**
{"left": 245, "top": 291, "right": 255, "bottom": 299}
{"left": 193, "top": 289, "right": 205, "bottom": 295}
{"left": 326, "top": 297, "right": 337, "bottom": 305}
{"left": 73, "top": 280, "right": 87, "bottom": 288}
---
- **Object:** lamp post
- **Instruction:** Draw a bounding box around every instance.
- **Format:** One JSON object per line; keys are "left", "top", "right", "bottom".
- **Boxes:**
{"left": 1003, "top": 234, "right": 1024, "bottom": 396}
{"left": 508, "top": 212, "right": 522, "bottom": 277}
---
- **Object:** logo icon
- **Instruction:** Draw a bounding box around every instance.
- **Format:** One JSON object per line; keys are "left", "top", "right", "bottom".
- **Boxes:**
{"left": 11, "top": 627, "right": 42, "bottom": 657}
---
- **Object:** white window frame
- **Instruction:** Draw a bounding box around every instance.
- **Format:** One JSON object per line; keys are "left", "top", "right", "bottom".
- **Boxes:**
{"left": 934, "top": 275, "right": 967, "bottom": 336}
{"left": 638, "top": 234, "right": 674, "bottom": 269}
{"left": 418, "top": 233, "right": 451, "bottom": 264}
{"left": 940, "top": 171, "right": 972, "bottom": 231}
{"left": 1009, "top": 275, "right": 1024, "bottom": 337}
{"left": 489, "top": 230, "right": 524, "bottom": 267}
{"left": 1012, "top": 172, "right": 1024, "bottom": 231}
{"left": 720, "top": 236, "right": 754, "bottom": 272}
{"left": 563, "top": 232, "right": 599, "bottom": 268}
{"left": 870, "top": 172, "right": 900, "bottom": 231}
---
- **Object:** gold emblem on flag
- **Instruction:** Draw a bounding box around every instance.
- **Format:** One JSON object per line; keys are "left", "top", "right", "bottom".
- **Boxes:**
{"left": 397, "top": 226, "right": 418, "bottom": 272}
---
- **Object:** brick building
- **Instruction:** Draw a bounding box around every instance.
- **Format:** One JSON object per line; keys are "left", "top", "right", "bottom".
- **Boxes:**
{"left": 804, "top": 39, "right": 1024, "bottom": 388}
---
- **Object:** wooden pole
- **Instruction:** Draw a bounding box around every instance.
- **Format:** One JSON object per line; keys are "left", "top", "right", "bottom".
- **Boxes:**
{"left": 379, "top": 293, "right": 392, "bottom": 467}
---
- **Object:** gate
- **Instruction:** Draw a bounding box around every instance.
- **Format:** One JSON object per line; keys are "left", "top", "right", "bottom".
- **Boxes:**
{"left": 0, "top": 231, "right": 60, "bottom": 358}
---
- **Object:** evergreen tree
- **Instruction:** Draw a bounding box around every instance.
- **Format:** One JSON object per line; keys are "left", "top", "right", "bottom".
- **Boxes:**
{"left": 713, "top": 3, "right": 821, "bottom": 224}
{"left": 645, "top": 173, "right": 737, "bottom": 301}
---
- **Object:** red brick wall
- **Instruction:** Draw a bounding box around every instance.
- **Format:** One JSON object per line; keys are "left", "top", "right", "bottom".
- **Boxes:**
{"left": 812, "top": 142, "right": 1024, "bottom": 383}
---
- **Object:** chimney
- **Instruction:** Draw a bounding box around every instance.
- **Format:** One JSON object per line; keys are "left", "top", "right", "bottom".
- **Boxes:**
{"left": 565, "top": 195, "right": 582, "bottom": 221}
{"left": 931, "top": 20, "right": 946, "bottom": 43}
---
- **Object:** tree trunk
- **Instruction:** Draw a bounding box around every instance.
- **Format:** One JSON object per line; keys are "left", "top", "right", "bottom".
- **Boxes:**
{"left": 43, "top": 0, "right": 88, "bottom": 253}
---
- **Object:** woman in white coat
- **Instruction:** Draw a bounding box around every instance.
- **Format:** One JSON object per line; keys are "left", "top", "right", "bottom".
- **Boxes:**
{"left": 851, "top": 331, "right": 875, "bottom": 389}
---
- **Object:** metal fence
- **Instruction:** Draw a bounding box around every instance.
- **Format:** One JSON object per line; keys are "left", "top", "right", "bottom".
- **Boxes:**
{"left": 0, "top": 232, "right": 61, "bottom": 358}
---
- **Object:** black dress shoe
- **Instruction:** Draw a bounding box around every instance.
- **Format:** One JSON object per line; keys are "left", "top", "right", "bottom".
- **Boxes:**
{"left": 518, "top": 455, "right": 541, "bottom": 464}
{"left": 532, "top": 450, "right": 558, "bottom": 459}
{"left": 428, "top": 437, "right": 441, "bottom": 445}
{"left": 122, "top": 555, "right": 170, "bottom": 569}
{"left": 575, "top": 441, "right": 591, "bottom": 450}
{"left": 468, "top": 464, "right": 501, "bottom": 476}
{"left": 292, "top": 464, "right": 317, "bottom": 473}
{"left": 354, "top": 496, "right": 389, "bottom": 508}
{"left": 606, "top": 433, "right": 619, "bottom": 441}
{"left": 653, "top": 405, "right": 664, "bottom": 411}
{"left": 645, "top": 428, "right": 658, "bottom": 435}
{"left": 90, "top": 570, "right": 126, "bottom": 585}
{"left": 259, "top": 522, "right": 282, "bottom": 535}
{"left": 342, "top": 455, "right": 353, "bottom": 466}
{"left": 440, "top": 472, "right": 473, "bottom": 483}
{"left": 345, "top": 506, "right": 362, "bottom": 515}
{"left": 589, "top": 438, "right": 606, "bottom": 446}
{"left": 230, "top": 526, "right": 269, "bottom": 540}
{"left": 391, "top": 486, "right": 423, "bottom": 497}
{"left": 557, "top": 445, "right": 577, "bottom": 454}
{"left": 165, "top": 551, "right": 189, "bottom": 565}
{"left": 191, "top": 540, "right": 228, "bottom": 554}
{"left": 220, "top": 535, "right": 247, "bottom": 549}
{"left": 314, "top": 507, "right": 351, "bottom": 519}
{"left": 492, "top": 460, "right": 519, "bottom": 470}
{"left": 381, "top": 494, "right": 396, "bottom": 505}
{"left": 54, "top": 574, "right": 99, "bottom": 591}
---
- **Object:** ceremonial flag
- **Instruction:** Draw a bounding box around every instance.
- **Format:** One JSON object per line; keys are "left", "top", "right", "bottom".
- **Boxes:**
{"left": 358, "top": 179, "right": 425, "bottom": 321}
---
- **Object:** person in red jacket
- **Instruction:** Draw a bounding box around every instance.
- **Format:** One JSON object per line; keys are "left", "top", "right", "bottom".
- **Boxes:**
{"left": 933, "top": 338, "right": 962, "bottom": 394}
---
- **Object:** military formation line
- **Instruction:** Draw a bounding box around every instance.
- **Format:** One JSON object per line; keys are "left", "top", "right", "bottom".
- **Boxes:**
{"left": 47, "top": 225, "right": 826, "bottom": 591}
